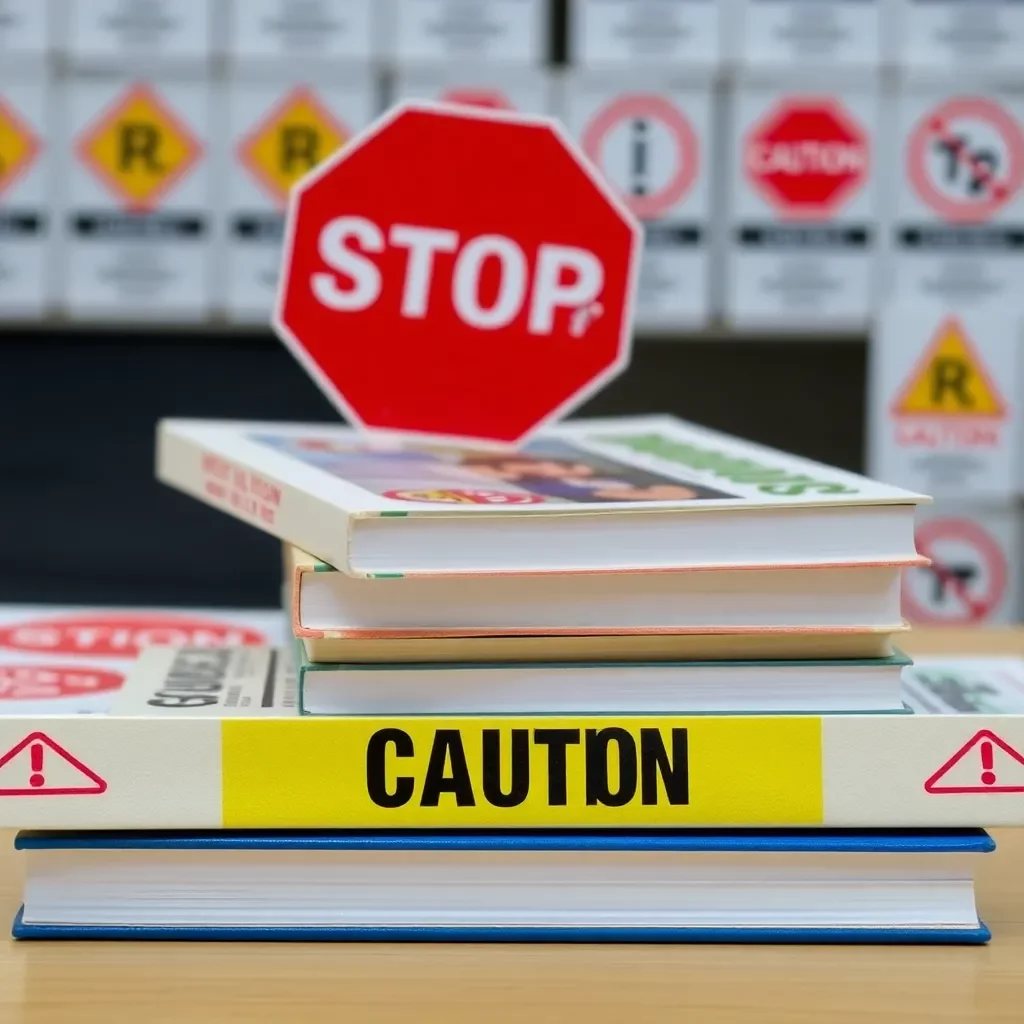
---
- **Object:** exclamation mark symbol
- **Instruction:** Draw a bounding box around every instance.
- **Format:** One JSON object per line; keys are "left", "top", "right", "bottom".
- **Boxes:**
{"left": 29, "top": 742, "right": 44, "bottom": 788}
{"left": 631, "top": 119, "right": 648, "bottom": 196}
{"left": 981, "top": 740, "right": 996, "bottom": 786}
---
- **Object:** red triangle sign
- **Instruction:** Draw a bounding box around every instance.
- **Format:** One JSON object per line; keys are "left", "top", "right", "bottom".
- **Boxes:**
{"left": 0, "top": 731, "right": 106, "bottom": 796}
{"left": 924, "top": 729, "right": 1024, "bottom": 794}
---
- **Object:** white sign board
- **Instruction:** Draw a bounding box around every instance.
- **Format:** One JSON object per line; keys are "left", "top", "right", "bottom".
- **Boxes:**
{"left": 385, "top": 0, "right": 546, "bottom": 62}
{"left": 736, "top": 0, "right": 882, "bottom": 66}
{"left": 0, "top": 0, "right": 48, "bottom": 56}
{"left": 562, "top": 71, "right": 712, "bottom": 329}
{"left": 886, "top": 86, "right": 1024, "bottom": 309}
{"left": 0, "top": 604, "right": 288, "bottom": 716}
{"left": 224, "top": 75, "right": 376, "bottom": 323}
{"left": 64, "top": 78, "right": 212, "bottom": 320}
{"left": 896, "top": 0, "right": 1024, "bottom": 71}
{"left": 569, "top": 0, "right": 721, "bottom": 69}
{"left": 227, "top": 0, "right": 377, "bottom": 63}
{"left": 903, "top": 504, "right": 1021, "bottom": 626}
{"left": 64, "top": 0, "right": 212, "bottom": 62}
{"left": 0, "top": 78, "right": 50, "bottom": 316}
{"left": 868, "top": 304, "right": 1021, "bottom": 500}
{"left": 725, "top": 82, "right": 879, "bottom": 329}
{"left": 393, "top": 64, "right": 551, "bottom": 115}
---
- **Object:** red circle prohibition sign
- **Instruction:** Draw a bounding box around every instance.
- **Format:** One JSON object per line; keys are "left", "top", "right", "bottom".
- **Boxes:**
{"left": 582, "top": 94, "right": 698, "bottom": 221}
{"left": 907, "top": 97, "right": 1024, "bottom": 223}
{"left": 905, "top": 517, "right": 1007, "bottom": 623}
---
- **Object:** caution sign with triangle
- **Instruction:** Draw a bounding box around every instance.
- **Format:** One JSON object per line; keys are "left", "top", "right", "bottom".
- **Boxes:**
{"left": 0, "top": 732, "right": 106, "bottom": 796}
{"left": 892, "top": 316, "right": 1006, "bottom": 419}
{"left": 924, "top": 729, "right": 1024, "bottom": 794}
{"left": 874, "top": 306, "right": 1020, "bottom": 498}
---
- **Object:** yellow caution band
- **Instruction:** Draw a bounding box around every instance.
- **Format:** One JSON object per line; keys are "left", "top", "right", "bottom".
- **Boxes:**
{"left": 222, "top": 716, "right": 824, "bottom": 828}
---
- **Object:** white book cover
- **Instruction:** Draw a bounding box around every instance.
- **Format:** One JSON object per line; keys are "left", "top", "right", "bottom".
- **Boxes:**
{"left": 0, "top": 645, "right": 1023, "bottom": 829}
{"left": 156, "top": 414, "right": 927, "bottom": 576}
{"left": 0, "top": 605, "right": 288, "bottom": 715}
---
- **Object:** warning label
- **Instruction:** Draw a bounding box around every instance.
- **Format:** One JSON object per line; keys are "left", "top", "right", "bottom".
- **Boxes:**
{"left": 76, "top": 83, "right": 202, "bottom": 212}
{"left": 0, "top": 732, "right": 106, "bottom": 796}
{"left": 221, "top": 715, "right": 823, "bottom": 827}
{"left": 892, "top": 316, "right": 1005, "bottom": 422}
{"left": 892, "top": 89, "right": 1024, "bottom": 306}
{"left": 903, "top": 517, "right": 1010, "bottom": 625}
{"left": 870, "top": 307, "right": 1019, "bottom": 497}
{"left": 924, "top": 729, "right": 1024, "bottom": 794}
{"left": 238, "top": 86, "right": 348, "bottom": 209}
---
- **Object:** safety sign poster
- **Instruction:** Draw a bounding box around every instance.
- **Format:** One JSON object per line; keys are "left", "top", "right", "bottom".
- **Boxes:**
{"left": 564, "top": 72, "right": 712, "bottom": 329}
{"left": 725, "top": 83, "right": 878, "bottom": 328}
{"left": 902, "top": 508, "right": 1020, "bottom": 626}
{"left": 887, "top": 88, "right": 1024, "bottom": 309}
{"left": 869, "top": 304, "right": 1020, "bottom": 499}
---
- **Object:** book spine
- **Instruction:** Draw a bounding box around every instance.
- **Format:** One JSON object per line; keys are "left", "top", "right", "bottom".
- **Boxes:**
{"left": 155, "top": 424, "right": 354, "bottom": 571}
{"left": 0, "top": 713, "right": 1021, "bottom": 829}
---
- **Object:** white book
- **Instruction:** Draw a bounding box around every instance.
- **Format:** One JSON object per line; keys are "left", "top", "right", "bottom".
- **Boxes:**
{"left": 12, "top": 830, "right": 992, "bottom": 944}
{"left": 1, "top": 646, "right": 1024, "bottom": 831}
{"left": 156, "top": 415, "right": 927, "bottom": 577}
{"left": 297, "top": 650, "right": 912, "bottom": 716}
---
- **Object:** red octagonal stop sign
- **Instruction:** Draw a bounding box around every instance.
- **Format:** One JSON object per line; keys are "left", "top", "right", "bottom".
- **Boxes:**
{"left": 744, "top": 98, "right": 869, "bottom": 219}
{"left": 274, "top": 101, "right": 641, "bottom": 445}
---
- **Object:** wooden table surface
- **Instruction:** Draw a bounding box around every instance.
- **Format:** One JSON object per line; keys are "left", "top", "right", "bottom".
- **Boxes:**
{"left": 1, "top": 627, "right": 1023, "bottom": 1024}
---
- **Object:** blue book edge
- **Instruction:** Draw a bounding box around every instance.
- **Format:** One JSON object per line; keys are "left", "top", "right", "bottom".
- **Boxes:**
{"left": 11, "top": 907, "right": 992, "bottom": 945}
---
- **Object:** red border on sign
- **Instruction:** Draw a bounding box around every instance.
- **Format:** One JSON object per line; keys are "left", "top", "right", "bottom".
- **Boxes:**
{"left": 888, "top": 314, "right": 1007, "bottom": 420}
{"left": 0, "top": 96, "right": 42, "bottom": 200}
{"left": 907, "top": 97, "right": 1024, "bottom": 224}
{"left": 237, "top": 85, "right": 350, "bottom": 211}
{"left": 582, "top": 94, "right": 698, "bottom": 221}
{"left": 74, "top": 82, "right": 204, "bottom": 214}
{"left": 271, "top": 99, "right": 644, "bottom": 449}
{"left": 903, "top": 517, "right": 1007, "bottom": 623}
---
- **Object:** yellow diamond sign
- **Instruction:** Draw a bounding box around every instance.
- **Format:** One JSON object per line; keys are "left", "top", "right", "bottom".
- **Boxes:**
{"left": 0, "top": 97, "right": 41, "bottom": 198}
{"left": 76, "top": 83, "right": 202, "bottom": 212}
{"left": 238, "top": 87, "right": 349, "bottom": 208}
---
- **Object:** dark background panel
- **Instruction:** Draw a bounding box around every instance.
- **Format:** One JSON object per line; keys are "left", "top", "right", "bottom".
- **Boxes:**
{"left": 1, "top": 328, "right": 866, "bottom": 608}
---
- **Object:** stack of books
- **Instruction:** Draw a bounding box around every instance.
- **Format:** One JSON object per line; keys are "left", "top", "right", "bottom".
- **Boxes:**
{"left": 7, "top": 415, "right": 1000, "bottom": 943}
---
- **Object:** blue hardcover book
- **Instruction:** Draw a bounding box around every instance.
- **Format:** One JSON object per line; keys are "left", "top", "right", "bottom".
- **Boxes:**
{"left": 13, "top": 829, "right": 993, "bottom": 944}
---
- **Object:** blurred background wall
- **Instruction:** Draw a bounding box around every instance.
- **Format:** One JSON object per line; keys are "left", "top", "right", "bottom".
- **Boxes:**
{"left": 1, "top": 0, "right": 1020, "bottom": 619}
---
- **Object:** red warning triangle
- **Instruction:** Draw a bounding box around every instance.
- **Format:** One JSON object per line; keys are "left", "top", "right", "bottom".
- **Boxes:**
{"left": 0, "top": 731, "right": 106, "bottom": 796}
{"left": 923, "top": 729, "right": 1024, "bottom": 794}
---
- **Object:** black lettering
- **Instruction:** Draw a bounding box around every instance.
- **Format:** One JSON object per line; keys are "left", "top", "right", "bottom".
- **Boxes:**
{"left": 481, "top": 729, "right": 529, "bottom": 807}
{"left": 640, "top": 729, "right": 689, "bottom": 805}
{"left": 931, "top": 358, "right": 971, "bottom": 408}
{"left": 585, "top": 728, "right": 637, "bottom": 807}
{"left": 146, "top": 694, "right": 218, "bottom": 708}
{"left": 366, "top": 729, "right": 414, "bottom": 808}
{"left": 279, "top": 125, "right": 320, "bottom": 173}
{"left": 534, "top": 729, "right": 580, "bottom": 805}
{"left": 420, "top": 730, "right": 475, "bottom": 807}
{"left": 118, "top": 122, "right": 165, "bottom": 172}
